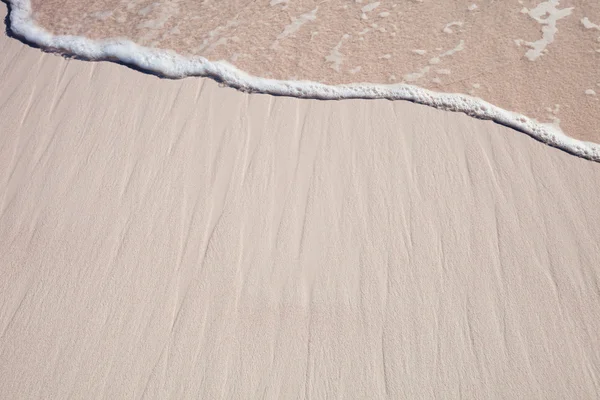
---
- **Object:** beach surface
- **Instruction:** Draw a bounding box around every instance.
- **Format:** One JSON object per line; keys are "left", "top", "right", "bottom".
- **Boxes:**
{"left": 2, "top": 2, "right": 600, "bottom": 398}
{"left": 28, "top": 0, "right": 600, "bottom": 143}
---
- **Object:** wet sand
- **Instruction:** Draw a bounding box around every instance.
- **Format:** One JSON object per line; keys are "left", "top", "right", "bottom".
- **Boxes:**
{"left": 29, "top": 0, "right": 600, "bottom": 142}
{"left": 2, "top": 2, "right": 600, "bottom": 398}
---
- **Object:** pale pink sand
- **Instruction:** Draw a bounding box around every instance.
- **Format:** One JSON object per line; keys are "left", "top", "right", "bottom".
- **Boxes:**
{"left": 2, "top": 4, "right": 600, "bottom": 398}
{"left": 29, "top": 0, "right": 600, "bottom": 142}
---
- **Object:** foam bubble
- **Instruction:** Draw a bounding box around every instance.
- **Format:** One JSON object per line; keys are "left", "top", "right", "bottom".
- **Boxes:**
{"left": 6, "top": 0, "right": 600, "bottom": 162}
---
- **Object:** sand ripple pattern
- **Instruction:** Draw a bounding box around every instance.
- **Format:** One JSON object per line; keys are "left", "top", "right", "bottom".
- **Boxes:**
{"left": 3, "top": 20, "right": 600, "bottom": 396}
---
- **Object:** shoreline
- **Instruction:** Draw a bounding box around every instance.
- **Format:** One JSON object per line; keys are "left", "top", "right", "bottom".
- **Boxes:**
{"left": 4, "top": 0, "right": 600, "bottom": 162}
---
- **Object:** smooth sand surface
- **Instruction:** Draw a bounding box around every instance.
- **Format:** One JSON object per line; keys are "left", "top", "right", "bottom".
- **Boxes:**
{"left": 29, "top": 0, "right": 600, "bottom": 142}
{"left": 2, "top": 6, "right": 600, "bottom": 398}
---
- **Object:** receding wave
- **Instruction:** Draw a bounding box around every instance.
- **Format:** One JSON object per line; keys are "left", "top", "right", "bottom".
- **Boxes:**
{"left": 5, "top": 0, "right": 600, "bottom": 161}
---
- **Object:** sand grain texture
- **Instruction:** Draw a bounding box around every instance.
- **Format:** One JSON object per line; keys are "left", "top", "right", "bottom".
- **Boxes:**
{"left": 2, "top": 5, "right": 600, "bottom": 398}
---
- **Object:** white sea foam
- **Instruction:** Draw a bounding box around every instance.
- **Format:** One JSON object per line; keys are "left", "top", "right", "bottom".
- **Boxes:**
{"left": 271, "top": 7, "right": 318, "bottom": 50}
{"left": 5, "top": 0, "right": 600, "bottom": 161}
{"left": 325, "top": 34, "right": 349, "bottom": 72}
{"left": 521, "top": 0, "right": 573, "bottom": 61}
{"left": 443, "top": 21, "right": 463, "bottom": 34}
{"left": 361, "top": 2, "right": 380, "bottom": 13}
{"left": 581, "top": 17, "right": 600, "bottom": 30}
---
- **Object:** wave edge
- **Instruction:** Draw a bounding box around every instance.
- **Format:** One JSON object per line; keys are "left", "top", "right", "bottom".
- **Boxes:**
{"left": 5, "top": 0, "right": 600, "bottom": 162}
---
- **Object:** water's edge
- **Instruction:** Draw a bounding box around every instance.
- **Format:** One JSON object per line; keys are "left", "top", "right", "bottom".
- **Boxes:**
{"left": 5, "top": 0, "right": 600, "bottom": 162}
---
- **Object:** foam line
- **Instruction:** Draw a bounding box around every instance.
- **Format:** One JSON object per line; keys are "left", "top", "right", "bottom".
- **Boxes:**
{"left": 5, "top": 0, "right": 600, "bottom": 162}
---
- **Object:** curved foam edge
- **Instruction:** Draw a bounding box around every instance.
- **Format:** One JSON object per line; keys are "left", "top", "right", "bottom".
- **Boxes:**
{"left": 6, "top": 0, "right": 600, "bottom": 162}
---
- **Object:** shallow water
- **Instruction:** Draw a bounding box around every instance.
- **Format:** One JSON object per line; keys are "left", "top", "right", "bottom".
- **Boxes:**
{"left": 25, "top": 0, "right": 600, "bottom": 143}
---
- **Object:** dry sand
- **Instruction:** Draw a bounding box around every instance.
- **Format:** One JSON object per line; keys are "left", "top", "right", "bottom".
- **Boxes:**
{"left": 28, "top": 0, "right": 600, "bottom": 142}
{"left": 2, "top": 3, "right": 600, "bottom": 398}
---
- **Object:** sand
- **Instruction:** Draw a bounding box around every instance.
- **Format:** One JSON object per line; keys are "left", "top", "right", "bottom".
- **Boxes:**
{"left": 2, "top": 2, "right": 600, "bottom": 398}
{"left": 27, "top": 0, "right": 600, "bottom": 143}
